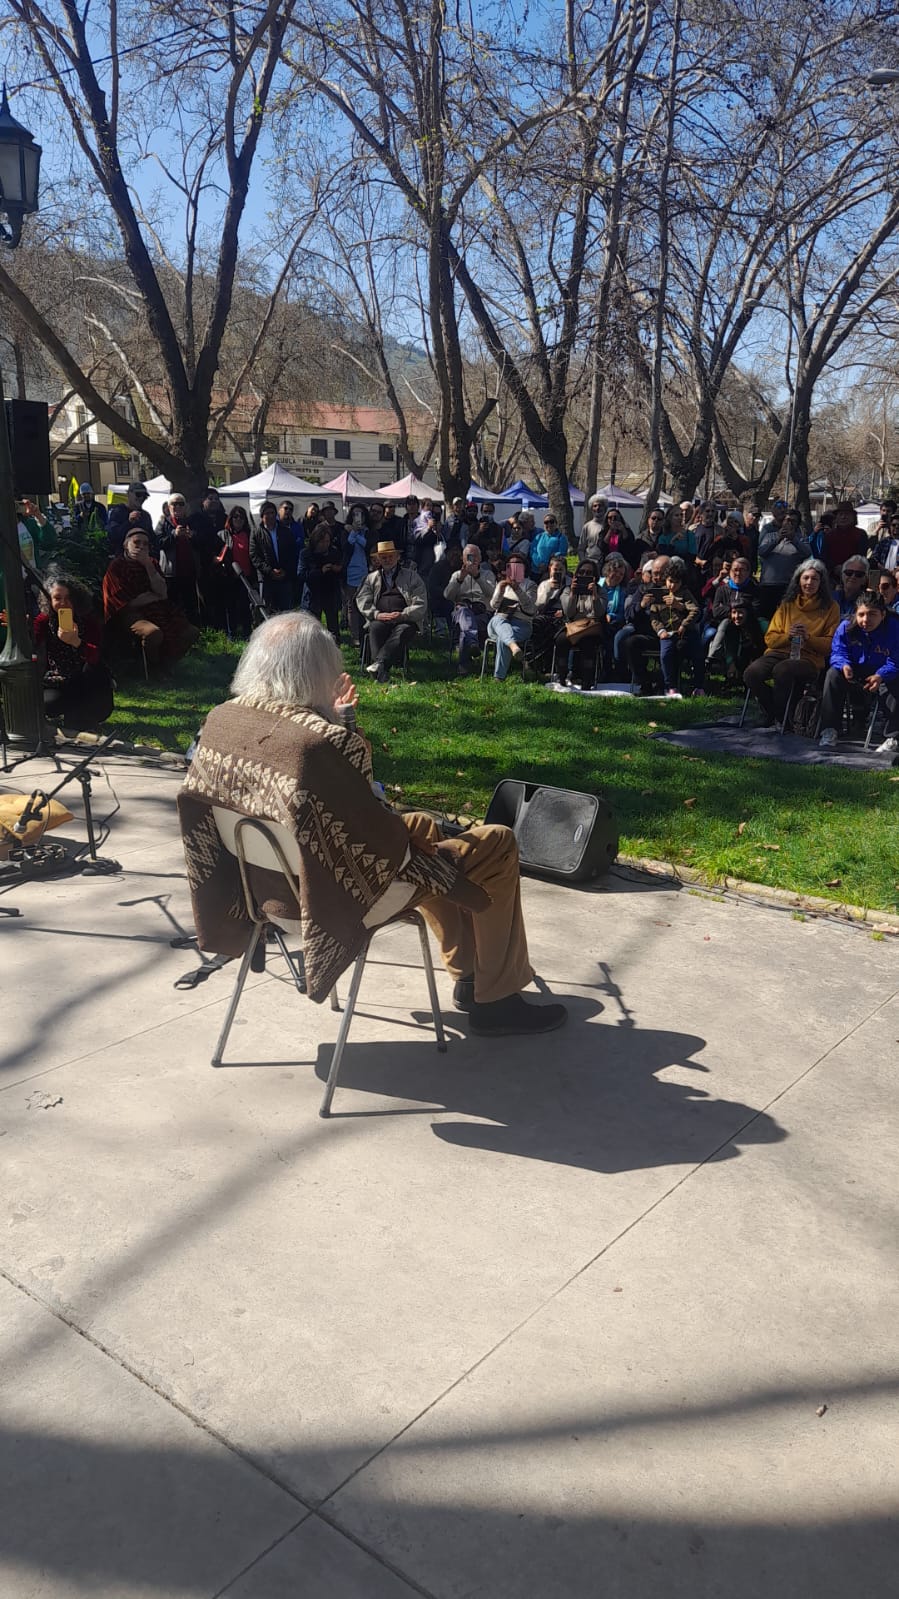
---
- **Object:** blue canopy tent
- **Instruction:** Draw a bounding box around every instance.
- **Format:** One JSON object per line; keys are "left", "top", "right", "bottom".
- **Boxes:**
{"left": 503, "top": 478, "right": 547, "bottom": 507}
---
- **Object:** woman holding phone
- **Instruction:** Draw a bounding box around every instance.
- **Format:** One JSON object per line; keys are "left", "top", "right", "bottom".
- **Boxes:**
{"left": 32, "top": 571, "right": 114, "bottom": 729}
{"left": 487, "top": 554, "right": 537, "bottom": 680}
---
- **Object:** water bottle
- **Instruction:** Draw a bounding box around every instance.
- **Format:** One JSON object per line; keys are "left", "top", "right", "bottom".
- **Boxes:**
{"left": 790, "top": 633, "right": 802, "bottom": 660}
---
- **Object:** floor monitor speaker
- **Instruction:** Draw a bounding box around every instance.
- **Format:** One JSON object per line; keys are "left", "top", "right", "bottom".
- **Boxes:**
{"left": 484, "top": 779, "right": 618, "bottom": 882}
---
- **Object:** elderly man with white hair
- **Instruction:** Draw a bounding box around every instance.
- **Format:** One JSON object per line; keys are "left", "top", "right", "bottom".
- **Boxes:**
{"left": 179, "top": 613, "right": 567, "bottom": 1037}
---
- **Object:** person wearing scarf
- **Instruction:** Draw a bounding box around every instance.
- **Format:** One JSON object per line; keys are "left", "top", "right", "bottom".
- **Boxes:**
{"left": 179, "top": 612, "right": 567, "bottom": 1037}
{"left": 102, "top": 528, "right": 199, "bottom": 668}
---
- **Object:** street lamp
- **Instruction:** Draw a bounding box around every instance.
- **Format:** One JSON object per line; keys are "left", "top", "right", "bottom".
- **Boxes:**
{"left": 0, "top": 84, "right": 43, "bottom": 746}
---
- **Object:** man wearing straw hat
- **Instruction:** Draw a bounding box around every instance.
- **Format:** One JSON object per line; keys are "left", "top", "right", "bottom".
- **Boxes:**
{"left": 355, "top": 540, "right": 427, "bottom": 682}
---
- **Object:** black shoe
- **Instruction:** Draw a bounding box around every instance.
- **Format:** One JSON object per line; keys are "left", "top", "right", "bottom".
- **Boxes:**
{"left": 453, "top": 975, "right": 475, "bottom": 1011}
{"left": 468, "top": 993, "right": 568, "bottom": 1037}
{"left": 447, "top": 972, "right": 476, "bottom": 1010}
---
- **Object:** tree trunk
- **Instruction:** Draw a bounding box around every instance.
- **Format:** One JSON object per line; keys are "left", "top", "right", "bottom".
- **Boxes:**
{"left": 542, "top": 448, "right": 574, "bottom": 547}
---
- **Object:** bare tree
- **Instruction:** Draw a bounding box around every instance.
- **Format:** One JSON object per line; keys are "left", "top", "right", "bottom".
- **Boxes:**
{"left": 0, "top": 0, "right": 299, "bottom": 501}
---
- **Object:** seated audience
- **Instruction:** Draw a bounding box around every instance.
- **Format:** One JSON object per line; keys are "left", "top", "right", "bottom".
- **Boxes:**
{"left": 33, "top": 571, "right": 114, "bottom": 730}
{"left": 819, "top": 590, "right": 899, "bottom": 753}
{"left": 705, "top": 555, "right": 761, "bottom": 671}
{"left": 620, "top": 556, "right": 669, "bottom": 693}
{"left": 355, "top": 539, "right": 427, "bottom": 682}
{"left": 445, "top": 543, "right": 496, "bottom": 674}
{"left": 298, "top": 522, "right": 343, "bottom": 642}
{"left": 559, "top": 559, "right": 605, "bottom": 688}
{"left": 103, "top": 528, "right": 199, "bottom": 668}
{"left": 743, "top": 558, "right": 839, "bottom": 727}
{"left": 834, "top": 556, "right": 870, "bottom": 617}
{"left": 179, "top": 612, "right": 567, "bottom": 1036}
{"left": 599, "top": 553, "right": 632, "bottom": 676}
{"left": 529, "top": 513, "right": 569, "bottom": 577}
{"left": 648, "top": 554, "right": 705, "bottom": 696}
{"left": 487, "top": 554, "right": 537, "bottom": 680}
{"left": 533, "top": 556, "right": 570, "bottom": 675}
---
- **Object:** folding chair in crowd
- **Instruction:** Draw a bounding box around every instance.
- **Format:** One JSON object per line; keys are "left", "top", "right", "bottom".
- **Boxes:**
{"left": 209, "top": 807, "right": 446, "bottom": 1117}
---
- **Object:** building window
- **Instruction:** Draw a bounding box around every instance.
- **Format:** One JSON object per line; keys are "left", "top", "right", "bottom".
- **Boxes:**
{"left": 378, "top": 443, "right": 394, "bottom": 463}
{"left": 334, "top": 440, "right": 351, "bottom": 460}
{"left": 310, "top": 438, "right": 328, "bottom": 457}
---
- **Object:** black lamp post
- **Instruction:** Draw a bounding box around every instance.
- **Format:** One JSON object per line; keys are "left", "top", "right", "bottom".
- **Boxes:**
{"left": 0, "top": 84, "right": 43, "bottom": 746}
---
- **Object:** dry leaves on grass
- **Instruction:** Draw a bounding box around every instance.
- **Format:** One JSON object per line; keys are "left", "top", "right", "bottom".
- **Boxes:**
{"left": 761, "top": 843, "right": 781, "bottom": 851}
{"left": 683, "top": 797, "right": 697, "bottom": 808}
{"left": 825, "top": 878, "right": 842, "bottom": 888}
{"left": 737, "top": 821, "right": 747, "bottom": 835}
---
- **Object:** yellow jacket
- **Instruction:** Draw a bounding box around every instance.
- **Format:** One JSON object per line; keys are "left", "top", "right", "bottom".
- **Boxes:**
{"left": 765, "top": 594, "right": 840, "bottom": 670}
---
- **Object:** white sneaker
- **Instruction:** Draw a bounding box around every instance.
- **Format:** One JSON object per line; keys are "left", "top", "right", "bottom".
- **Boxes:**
{"left": 364, "top": 661, "right": 380, "bottom": 675}
{"left": 876, "top": 735, "right": 899, "bottom": 753}
{"left": 818, "top": 728, "right": 838, "bottom": 749}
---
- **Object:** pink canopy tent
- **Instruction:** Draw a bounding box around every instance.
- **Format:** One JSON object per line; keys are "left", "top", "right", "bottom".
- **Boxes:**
{"left": 321, "top": 470, "right": 376, "bottom": 501}
{"left": 375, "top": 471, "right": 442, "bottom": 501}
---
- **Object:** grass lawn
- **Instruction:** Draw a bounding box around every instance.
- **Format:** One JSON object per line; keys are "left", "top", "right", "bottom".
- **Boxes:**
{"left": 107, "top": 631, "right": 899, "bottom": 915}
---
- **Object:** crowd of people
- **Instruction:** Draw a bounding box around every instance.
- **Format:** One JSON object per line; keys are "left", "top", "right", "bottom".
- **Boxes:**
{"left": 11, "top": 479, "right": 899, "bottom": 751}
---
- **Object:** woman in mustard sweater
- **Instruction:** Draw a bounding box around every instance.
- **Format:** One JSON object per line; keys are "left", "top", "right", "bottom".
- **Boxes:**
{"left": 743, "top": 559, "right": 839, "bottom": 726}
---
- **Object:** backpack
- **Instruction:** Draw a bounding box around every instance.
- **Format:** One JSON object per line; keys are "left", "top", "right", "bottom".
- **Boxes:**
{"left": 790, "top": 687, "right": 821, "bottom": 739}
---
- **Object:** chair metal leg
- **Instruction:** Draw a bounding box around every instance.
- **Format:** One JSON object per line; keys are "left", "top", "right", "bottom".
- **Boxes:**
{"left": 865, "top": 696, "right": 880, "bottom": 751}
{"left": 779, "top": 683, "right": 796, "bottom": 735}
{"left": 738, "top": 686, "right": 751, "bottom": 729}
{"left": 414, "top": 914, "right": 447, "bottom": 1053}
{"left": 211, "top": 923, "right": 263, "bottom": 1066}
{"left": 329, "top": 986, "right": 340, "bottom": 1012}
{"left": 319, "top": 942, "right": 369, "bottom": 1116}
{"left": 270, "top": 928, "right": 306, "bottom": 994}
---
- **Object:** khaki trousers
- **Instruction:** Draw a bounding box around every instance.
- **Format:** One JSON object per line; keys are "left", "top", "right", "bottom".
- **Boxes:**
{"left": 401, "top": 812, "right": 534, "bottom": 1004}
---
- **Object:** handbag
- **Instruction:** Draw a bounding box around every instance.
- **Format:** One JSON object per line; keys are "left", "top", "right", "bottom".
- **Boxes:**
{"left": 564, "top": 617, "right": 603, "bottom": 642}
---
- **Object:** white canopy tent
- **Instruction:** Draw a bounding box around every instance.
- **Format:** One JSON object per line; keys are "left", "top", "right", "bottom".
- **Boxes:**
{"left": 219, "top": 463, "right": 323, "bottom": 519}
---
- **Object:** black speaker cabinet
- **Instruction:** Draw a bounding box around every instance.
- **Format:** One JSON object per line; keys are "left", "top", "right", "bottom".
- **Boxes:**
{"left": 5, "top": 399, "right": 52, "bottom": 497}
{"left": 484, "top": 780, "right": 618, "bottom": 882}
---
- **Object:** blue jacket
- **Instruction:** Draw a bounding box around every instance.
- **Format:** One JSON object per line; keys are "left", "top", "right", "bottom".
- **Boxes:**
{"left": 829, "top": 613, "right": 899, "bottom": 681}
{"left": 530, "top": 529, "right": 569, "bottom": 571}
{"left": 344, "top": 528, "right": 370, "bottom": 587}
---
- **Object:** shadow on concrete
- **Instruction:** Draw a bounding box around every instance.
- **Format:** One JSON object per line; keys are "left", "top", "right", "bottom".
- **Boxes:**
{"left": 4, "top": 1377, "right": 899, "bottom": 1597}
{"left": 312, "top": 993, "right": 785, "bottom": 1174}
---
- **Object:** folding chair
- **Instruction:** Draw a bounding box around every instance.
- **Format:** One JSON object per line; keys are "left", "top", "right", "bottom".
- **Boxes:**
{"left": 208, "top": 808, "right": 447, "bottom": 1116}
{"left": 359, "top": 625, "right": 410, "bottom": 676}
{"left": 480, "top": 638, "right": 498, "bottom": 679}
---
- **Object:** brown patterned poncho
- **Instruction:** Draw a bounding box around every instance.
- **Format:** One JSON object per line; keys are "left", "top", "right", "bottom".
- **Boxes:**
{"left": 178, "top": 698, "right": 458, "bottom": 1002}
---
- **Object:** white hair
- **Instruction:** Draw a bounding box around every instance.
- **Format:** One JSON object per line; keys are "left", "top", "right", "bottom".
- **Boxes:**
{"left": 231, "top": 612, "right": 342, "bottom": 718}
